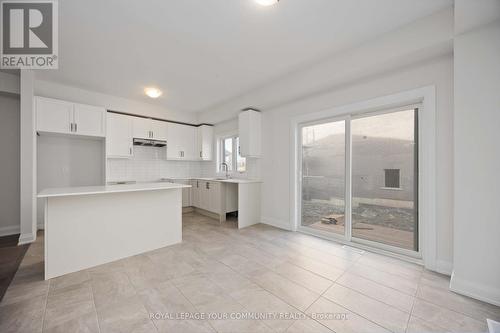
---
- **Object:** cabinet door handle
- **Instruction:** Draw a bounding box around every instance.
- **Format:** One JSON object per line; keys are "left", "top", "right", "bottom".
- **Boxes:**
{"left": 75, "top": 123, "right": 77, "bottom": 132}
{"left": 70, "top": 123, "right": 73, "bottom": 132}
{"left": 196, "top": 181, "right": 199, "bottom": 188}
{"left": 200, "top": 151, "right": 202, "bottom": 158}
{"left": 129, "top": 147, "right": 132, "bottom": 155}
{"left": 206, "top": 182, "right": 209, "bottom": 189}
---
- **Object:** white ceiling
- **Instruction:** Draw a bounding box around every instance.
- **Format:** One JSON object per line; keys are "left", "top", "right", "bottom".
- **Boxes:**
{"left": 36, "top": 0, "right": 452, "bottom": 113}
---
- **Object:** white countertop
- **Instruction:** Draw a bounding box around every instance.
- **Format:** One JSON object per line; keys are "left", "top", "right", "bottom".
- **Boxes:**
{"left": 38, "top": 182, "right": 191, "bottom": 198}
{"left": 167, "top": 177, "right": 262, "bottom": 184}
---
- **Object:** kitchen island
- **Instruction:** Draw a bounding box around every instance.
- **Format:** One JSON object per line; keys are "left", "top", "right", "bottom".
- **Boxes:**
{"left": 38, "top": 182, "right": 190, "bottom": 279}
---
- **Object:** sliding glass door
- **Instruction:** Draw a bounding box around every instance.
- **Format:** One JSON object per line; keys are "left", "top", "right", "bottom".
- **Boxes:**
{"left": 300, "top": 120, "right": 346, "bottom": 236}
{"left": 299, "top": 107, "right": 419, "bottom": 255}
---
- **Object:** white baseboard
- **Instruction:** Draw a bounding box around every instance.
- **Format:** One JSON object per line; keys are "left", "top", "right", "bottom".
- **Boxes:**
{"left": 0, "top": 225, "right": 20, "bottom": 237}
{"left": 435, "top": 259, "right": 453, "bottom": 276}
{"left": 450, "top": 271, "right": 500, "bottom": 307}
{"left": 261, "top": 216, "right": 292, "bottom": 231}
{"left": 18, "top": 232, "right": 36, "bottom": 245}
{"left": 37, "top": 223, "right": 45, "bottom": 230}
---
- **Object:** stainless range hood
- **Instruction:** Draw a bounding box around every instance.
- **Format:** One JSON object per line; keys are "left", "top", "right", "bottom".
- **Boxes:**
{"left": 133, "top": 138, "right": 167, "bottom": 147}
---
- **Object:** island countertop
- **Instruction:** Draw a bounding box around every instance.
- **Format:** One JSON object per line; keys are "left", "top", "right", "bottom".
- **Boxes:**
{"left": 38, "top": 182, "right": 191, "bottom": 198}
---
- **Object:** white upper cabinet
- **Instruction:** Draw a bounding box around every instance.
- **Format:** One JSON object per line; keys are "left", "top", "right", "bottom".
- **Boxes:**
{"left": 197, "top": 125, "right": 214, "bottom": 161}
{"left": 106, "top": 113, "right": 133, "bottom": 158}
{"left": 166, "top": 122, "right": 197, "bottom": 160}
{"left": 132, "top": 117, "right": 151, "bottom": 139}
{"left": 132, "top": 117, "right": 168, "bottom": 141}
{"left": 73, "top": 103, "right": 106, "bottom": 137}
{"left": 36, "top": 97, "right": 106, "bottom": 138}
{"left": 239, "top": 109, "right": 262, "bottom": 157}
{"left": 36, "top": 97, "right": 74, "bottom": 135}
{"left": 151, "top": 120, "right": 168, "bottom": 141}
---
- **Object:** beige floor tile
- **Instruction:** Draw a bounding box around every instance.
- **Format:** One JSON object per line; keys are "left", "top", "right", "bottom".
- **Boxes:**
{"left": 203, "top": 263, "right": 259, "bottom": 294}
{"left": 417, "top": 283, "right": 500, "bottom": 322}
{"left": 251, "top": 270, "right": 319, "bottom": 312}
{"left": 412, "top": 298, "right": 487, "bottom": 333}
{"left": 90, "top": 270, "right": 137, "bottom": 310}
{"left": 323, "top": 283, "right": 409, "bottom": 333}
{"left": 286, "top": 318, "right": 334, "bottom": 333}
{"left": 0, "top": 294, "right": 45, "bottom": 333}
{"left": 44, "top": 282, "right": 95, "bottom": 329}
{"left": 348, "top": 263, "right": 419, "bottom": 295}
{"left": 43, "top": 311, "right": 100, "bottom": 333}
{"left": 138, "top": 282, "right": 215, "bottom": 333}
{"left": 278, "top": 241, "right": 354, "bottom": 271}
{"left": 49, "top": 270, "right": 91, "bottom": 292}
{"left": 174, "top": 276, "right": 273, "bottom": 333}
{"left": 273, "top": 261, "right": 334, "bottom": 294}
{"left": 97, "top": 295, "right": 156, "bottom": 333}
{"left": 0, "top": 277, "right": 49, "bottom": 306}
{"left": 289, "top": 255, "right": 345, "bottom": 281}
{"left": 5, "top": 212, "right": 499, "bottom": 333}
{"left": 154, "top": 318, "right": 214, "bottom": 333}
{"left": 356, "top": 253, "right": 423, "bottom": 280}
{"left": 279, "top": 233, "right": 363, "bottom": 262}
{"left": 123, "top": 254, "right": 172, "bottom": 292}
{"left": 230, "top": 285, "right": 303, "bottom": 332}
{"left": 336, "top": 272, "right": 414, "bottom": 313}
{"left": 219, "top": 253, "right": 269, "bottom": 278}
{"left": 406, "top": 315, "right": 450, "bottom": 333}
{"left": 306, "top": 297, "right": 391, "bottom": 333}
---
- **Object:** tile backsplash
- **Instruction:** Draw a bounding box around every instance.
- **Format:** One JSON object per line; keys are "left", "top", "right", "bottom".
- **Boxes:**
{"left": 107, "top": 146, "right": 201, "bottom": 182}
{"left": 107, "top": 146, "right": 261, "bottom": 182}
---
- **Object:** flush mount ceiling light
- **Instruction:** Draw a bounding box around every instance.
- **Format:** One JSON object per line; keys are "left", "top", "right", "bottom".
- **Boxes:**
{"left": 255, "top": 0, "right": 279, "bottom": 6}
{"left": 144, "top": 87, "right": 162, "bottom": 98}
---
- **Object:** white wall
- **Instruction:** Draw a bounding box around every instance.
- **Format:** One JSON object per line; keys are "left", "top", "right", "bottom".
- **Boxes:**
{"left": 0, "top": 93, "right": 20, "bottom": 236}
{"left": 451, "top": 19, "right": 500, "bottom": 306}
{"left": 34, "top": 79, "right": 198, "bottom": 124}
{"left": 260, "top": 55, "right": 454, "bottom": 271}
{"left": 0, "top": 71, "right": 20, "bottom": 95}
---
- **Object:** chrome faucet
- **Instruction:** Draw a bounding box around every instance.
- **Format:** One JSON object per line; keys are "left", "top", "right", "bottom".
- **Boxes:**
{"left": 220, "top": 162, "right": 230, "bottom": 179}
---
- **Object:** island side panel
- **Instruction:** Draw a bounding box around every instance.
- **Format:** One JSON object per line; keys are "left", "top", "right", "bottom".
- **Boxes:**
{"left": 237, "top": 182, "right": 261, "bottom": 229}
{"left": 45, "top": 188, "right": 182, "bottom": 279}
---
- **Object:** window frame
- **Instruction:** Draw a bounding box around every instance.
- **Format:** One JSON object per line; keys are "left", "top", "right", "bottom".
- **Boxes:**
{"left": 217, "top": 133, "right": 246, "bottom": 174}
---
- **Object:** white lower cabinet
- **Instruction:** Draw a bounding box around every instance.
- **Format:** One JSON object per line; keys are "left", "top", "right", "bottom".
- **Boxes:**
{"left": 208, "top": 182, "right": 221, "bottom": 213}
{"left": 191, "top": 180, "right": 221, "bottom": 214}
{"left": 191, "top": 180, "right": 200, "bottom": 207}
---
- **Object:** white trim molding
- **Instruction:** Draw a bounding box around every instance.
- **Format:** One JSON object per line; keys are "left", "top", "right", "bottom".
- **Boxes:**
{"left": 18, "top": 232, "right": 36, "bottom": 245}
{"left": 450, "top": 271, "right": 500, "bottom": 307}
{"left": 289, "top": 86, "right": 439, "bottom": 271}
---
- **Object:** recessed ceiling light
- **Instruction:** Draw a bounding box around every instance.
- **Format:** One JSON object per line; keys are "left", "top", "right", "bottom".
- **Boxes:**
{"left": 144, "top": 87, "right": 162, "bottom": 98}
{"left": 255, "top": 0, "right": 279, "bottom": 7}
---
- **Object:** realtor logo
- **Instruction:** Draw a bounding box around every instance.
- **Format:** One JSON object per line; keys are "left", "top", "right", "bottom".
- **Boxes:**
{"left": 1, "top": 0, "right": 58, "bottom": 68}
